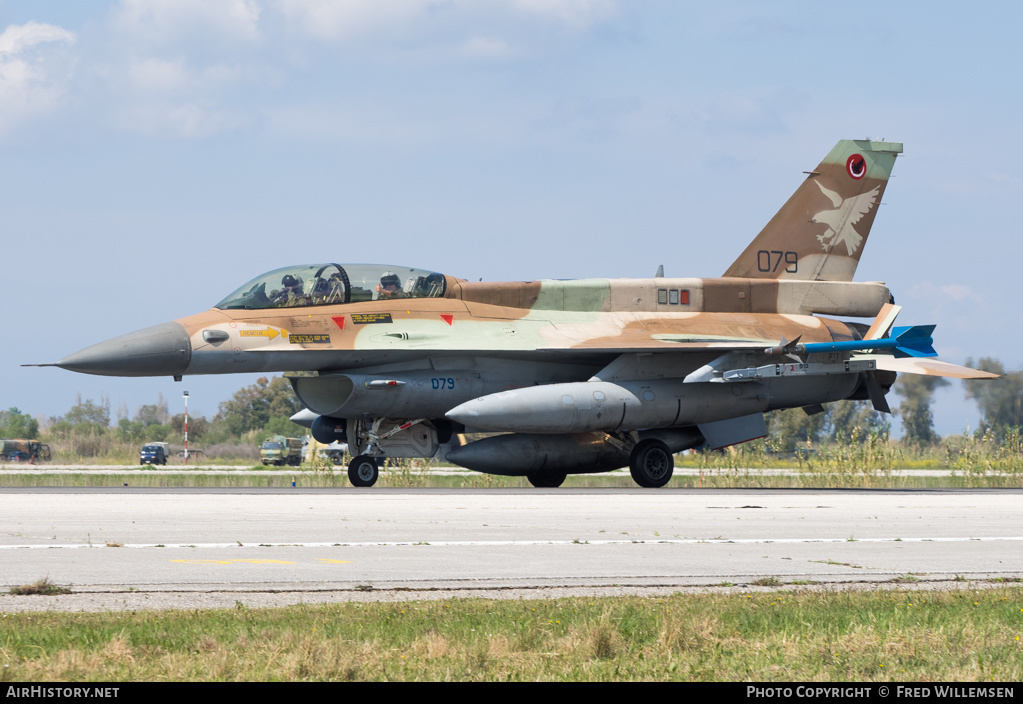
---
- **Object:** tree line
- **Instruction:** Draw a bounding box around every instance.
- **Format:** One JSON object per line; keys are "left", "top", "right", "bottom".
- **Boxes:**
{"left": 1, "top": 376, "right": 304, "bottom": 457}
{"left": 753, "top": 360, "right": 1022, "bottom": 451}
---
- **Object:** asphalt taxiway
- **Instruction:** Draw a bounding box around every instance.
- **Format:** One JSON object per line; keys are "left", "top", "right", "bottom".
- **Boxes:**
{"left": 2, "top": 487, "right": 1021, "bottom": 611}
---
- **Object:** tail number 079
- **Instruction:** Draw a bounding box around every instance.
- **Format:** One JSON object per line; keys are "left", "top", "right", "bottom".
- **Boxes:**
{"left": 757, "top": 250, "right": 798, "bottom": 273}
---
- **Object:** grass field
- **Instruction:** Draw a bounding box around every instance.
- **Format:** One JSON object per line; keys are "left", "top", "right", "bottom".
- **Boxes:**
{"left": 5, "top": 430, "right": 1021, "bottom": 489}
{"left": 3, "top": 588, "right": 1022, "bottom": 681}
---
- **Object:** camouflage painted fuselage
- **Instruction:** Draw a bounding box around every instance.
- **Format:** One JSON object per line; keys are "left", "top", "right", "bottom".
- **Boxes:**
{"left": 159, "top": 274, "right": 890, "bottom": 424}
{"left": 182, "top": 276, "right": 890, "bottom": 373}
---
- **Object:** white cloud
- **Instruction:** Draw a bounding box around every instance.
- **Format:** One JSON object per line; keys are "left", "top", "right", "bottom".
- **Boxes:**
{"left": 0, "top": 21, "right": 75, "bottom": 55}
{"left": 909, "top": 282, "right": 983, "bottom": 305}
{"left": 274, "top": 0, "right": 616, "bottom": 42}
{"left": 459, "top": 36, "right": 514, "bottom": 60}
{"left": 669, "top": 90, "right": 803, "bottom": 136}
{"left": 113, "top": 0, "right": 262, "bottom": 45}
{"left": 274, "top": 0, "right": 426, "bottom": 40}
{"left": 127, "top": 57, "right": 190, "bottom": 93}
{"left": 0, "top": 22, "right": 76, "bottom": 135}
{"left": 939, "top": 284, "right": 982, "bottom": 303}
{"left": 103, "top": 1, "right": 272, "bottom": 139}
{"left": 0, "top": 1, "right": 620, "bottom": 140}
{"left": 113, "top": 55, "right": 266, "bottom": 137}
{"left": 510, "top": 0, "right": 616, "bottom": 29}
{"left": 126, "top": 57, "right": 257, "bottom": 94}
{"left": 982, "top": 170, "right": 1023, "bottom": 191}
{"left": 116, "top": 102, "right": 245, "bottom": 139}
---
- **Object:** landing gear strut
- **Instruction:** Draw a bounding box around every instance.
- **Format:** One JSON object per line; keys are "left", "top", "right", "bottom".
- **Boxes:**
{"left": 629, "top": 439, "right": 673, "bottom": 488}
{"left": 348, "top": 455, "right": 379, "bottom": 487}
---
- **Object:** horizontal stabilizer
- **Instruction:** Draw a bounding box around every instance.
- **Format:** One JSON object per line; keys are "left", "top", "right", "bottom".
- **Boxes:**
{"left": 873, "top": 357, "right": 1001, "bottom": 379}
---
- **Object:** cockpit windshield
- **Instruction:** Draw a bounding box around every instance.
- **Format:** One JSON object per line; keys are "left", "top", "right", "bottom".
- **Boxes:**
{"left": 214, "top": 263, "right": 448, "bottom": 310}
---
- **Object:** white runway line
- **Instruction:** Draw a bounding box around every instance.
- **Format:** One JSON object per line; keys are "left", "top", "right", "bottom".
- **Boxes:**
{"left": 3, "top": 535, "right": 1023, "bottom": 550}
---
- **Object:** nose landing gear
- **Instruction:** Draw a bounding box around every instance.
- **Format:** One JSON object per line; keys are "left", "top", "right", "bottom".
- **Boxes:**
{"left": 348, "top": 455, "right": 379, "bottom": 487}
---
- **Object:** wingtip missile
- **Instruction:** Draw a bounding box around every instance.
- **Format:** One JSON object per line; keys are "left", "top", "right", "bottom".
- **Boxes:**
{"left": 765, "top": 324, "right": 938, "bottom": 359}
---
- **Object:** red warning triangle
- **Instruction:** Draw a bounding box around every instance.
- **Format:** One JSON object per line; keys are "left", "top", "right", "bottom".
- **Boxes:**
{"left": 441, "top": 314, "right": 453, "bottom": 326}
{"left": 331, "top": 316, "right": 345, "bottom": 330}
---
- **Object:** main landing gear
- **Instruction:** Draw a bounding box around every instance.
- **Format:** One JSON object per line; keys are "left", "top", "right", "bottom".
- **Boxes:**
{"left": 628, "top": 439, "right": 674, "bottom": 488}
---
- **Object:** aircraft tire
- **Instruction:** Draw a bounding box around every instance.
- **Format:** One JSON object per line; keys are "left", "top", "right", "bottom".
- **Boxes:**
{"left": 629, "top": 439, "right": 674, "bottom": 488}
{"left": 526, "top": 472, "right": 567, "bottom": 488}
{"left": 348, "top": 455, "right": 379, "bottom": 487}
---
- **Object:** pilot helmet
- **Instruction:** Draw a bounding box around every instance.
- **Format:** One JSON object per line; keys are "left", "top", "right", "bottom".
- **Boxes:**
{"left": 380, "top": 273, "right": 401, "bottom": 289}
{"left": 282, "top": 274, "right": 300, "bottom": 288}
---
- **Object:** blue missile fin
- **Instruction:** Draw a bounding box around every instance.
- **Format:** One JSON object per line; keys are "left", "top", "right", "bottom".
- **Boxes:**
{"left": 891, "top": 325, "right": 937, "bottom": 358}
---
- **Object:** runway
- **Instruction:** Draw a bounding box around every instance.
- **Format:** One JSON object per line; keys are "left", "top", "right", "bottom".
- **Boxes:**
{"left": 2, "top": 487, "right": 1021, "bottom": 611}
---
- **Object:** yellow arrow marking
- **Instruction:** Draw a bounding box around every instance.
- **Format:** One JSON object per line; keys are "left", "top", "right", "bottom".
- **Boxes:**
{"left": 170, "top": 559, "right": 295, "bottom": 565}
{"left": 240, "top": 328, "right": 281, "bottom": 340}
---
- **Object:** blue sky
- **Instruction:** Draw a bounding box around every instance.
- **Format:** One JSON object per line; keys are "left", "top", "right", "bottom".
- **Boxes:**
{"left": 2, "top": 0, "right": 1020, "bottom": 435}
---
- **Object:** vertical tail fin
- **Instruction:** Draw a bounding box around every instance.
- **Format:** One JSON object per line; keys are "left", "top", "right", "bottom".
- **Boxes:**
{"left": 724, "top": 139, "right": 902, "bottom": 282}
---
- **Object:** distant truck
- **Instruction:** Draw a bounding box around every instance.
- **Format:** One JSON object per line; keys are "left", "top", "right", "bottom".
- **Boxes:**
{"left": 140, "top": 442, "right": 171, "bottom": 466}
{"left": 320, "top": 442, "right": 349, "bottom": 465}
{"left": 1, "top": 439, "right": 51, "bottom": 463}
{"left": 261, "top": 436, "right": 303, "bottom": 466}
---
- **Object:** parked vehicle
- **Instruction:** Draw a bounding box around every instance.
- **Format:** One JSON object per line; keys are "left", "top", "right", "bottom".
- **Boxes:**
{"left": 1, "top": 439, "right": 51, "bottom": 463}
{"left": 140, "top": 442, "right": 171, "bottom": 466}
{"left": 260, "top": 435, "right": 303, "bottom": 466}
{"left": 317, "top": 442, "right": 349, "bottom": 465}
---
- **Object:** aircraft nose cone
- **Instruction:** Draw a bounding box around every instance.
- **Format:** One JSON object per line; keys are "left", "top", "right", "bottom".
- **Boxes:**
{"left": 56, "top": 321, "right": 192, "bottom": 377}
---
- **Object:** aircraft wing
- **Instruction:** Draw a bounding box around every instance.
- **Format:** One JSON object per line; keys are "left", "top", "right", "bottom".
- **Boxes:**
{"left": 529, "top": 312, "right": 798, "bottom": 353}
{"left": 538, "top": 338, "right": 773, "bottom": 353}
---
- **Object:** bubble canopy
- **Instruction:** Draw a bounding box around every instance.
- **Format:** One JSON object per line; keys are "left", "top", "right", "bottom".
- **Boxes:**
{"left": 214, "top": 263, "right": 448, "bottom": 310}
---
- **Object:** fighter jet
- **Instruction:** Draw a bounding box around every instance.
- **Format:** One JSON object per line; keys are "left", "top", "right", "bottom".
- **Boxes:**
{"left": 40, "top": 139, "right": 997, "bottom": 488}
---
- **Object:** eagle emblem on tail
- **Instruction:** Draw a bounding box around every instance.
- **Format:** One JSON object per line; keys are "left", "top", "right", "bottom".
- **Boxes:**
{"left": 811, "top": 181, "right": 880, "bottom": 255}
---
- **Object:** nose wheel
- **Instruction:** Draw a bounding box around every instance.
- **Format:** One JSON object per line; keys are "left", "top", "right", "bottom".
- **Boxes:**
{"left": 348, "top": 455, "right": 379, "bottom": 487}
